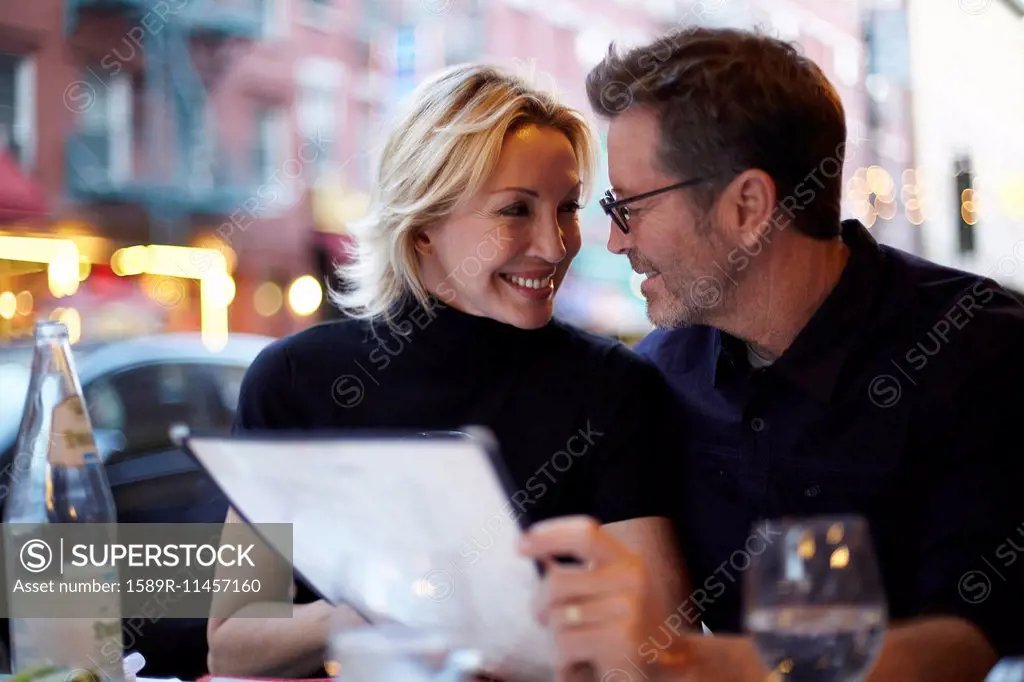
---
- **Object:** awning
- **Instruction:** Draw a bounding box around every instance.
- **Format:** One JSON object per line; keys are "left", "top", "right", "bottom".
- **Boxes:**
{"left": 0, "top": 149, "right": 47, "bottom": 223}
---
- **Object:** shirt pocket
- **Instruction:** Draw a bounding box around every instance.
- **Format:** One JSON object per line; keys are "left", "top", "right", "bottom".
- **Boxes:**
{"left": 688, "top": 432, "right": 753, "bottom": 475}
{"left": 686, "top": 437, "right": 746, "bottom": 480}
{"left": 772, "top": 418, "right": 908, "bottom": 517}
{"left": 773, "top": 463, "right": 893, "bottom": 519}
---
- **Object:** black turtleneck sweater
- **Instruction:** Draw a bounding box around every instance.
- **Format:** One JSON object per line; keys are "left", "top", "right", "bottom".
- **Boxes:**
{"left": 232, "top": 296, "right": 681, "bottom": 623}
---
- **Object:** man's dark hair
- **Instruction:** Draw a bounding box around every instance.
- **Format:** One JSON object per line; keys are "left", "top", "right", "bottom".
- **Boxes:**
{"left": 586, "top": 26, "right": 847, "bottom": 239}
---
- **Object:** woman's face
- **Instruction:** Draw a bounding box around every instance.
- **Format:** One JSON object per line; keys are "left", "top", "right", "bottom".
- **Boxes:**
{"left": 417, "top": 124, "right": 583, "bottom": 330}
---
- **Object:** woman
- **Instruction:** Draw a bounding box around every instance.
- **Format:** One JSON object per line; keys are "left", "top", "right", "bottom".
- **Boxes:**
{"left": 206, "top": 63, "right": 687, "bottom": 678}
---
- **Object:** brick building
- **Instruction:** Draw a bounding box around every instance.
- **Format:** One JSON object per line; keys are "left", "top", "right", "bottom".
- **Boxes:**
{"left": 0, "top": 0, "right": 923, "bottom": 344}
{"left": 0, "top": 0, "right": 378, "bottom": 345}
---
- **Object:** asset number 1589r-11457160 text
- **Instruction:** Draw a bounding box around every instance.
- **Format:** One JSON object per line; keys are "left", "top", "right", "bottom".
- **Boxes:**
{"left": 125, "top": 578, "right": 262, "bottom": 593}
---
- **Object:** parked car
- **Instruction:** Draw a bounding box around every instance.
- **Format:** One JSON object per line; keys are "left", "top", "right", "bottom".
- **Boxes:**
{"left": 0, "top": 332, "right": 274, "bottom": 679}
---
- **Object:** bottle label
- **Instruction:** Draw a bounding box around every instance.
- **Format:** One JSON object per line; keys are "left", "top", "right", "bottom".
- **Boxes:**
{"left": 48, "top": 395, "right": 97, "bottom": 468}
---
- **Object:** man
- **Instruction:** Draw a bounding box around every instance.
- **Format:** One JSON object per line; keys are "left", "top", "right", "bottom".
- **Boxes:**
{"left": 521, "top": 26, "right": 1024, "bottom": 682}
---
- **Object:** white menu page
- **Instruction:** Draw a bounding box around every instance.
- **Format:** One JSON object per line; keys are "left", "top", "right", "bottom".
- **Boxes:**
{"left": 183, "top": 432, "right": 556, "bottom": 682}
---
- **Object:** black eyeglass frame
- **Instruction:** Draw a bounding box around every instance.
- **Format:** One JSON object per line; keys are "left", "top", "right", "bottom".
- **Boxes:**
{"left": 600, "top": 177, "right": 708, "bottom": 234}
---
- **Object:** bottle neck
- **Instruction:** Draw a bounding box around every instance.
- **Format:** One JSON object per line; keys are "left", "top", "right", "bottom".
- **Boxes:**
{"left": 27, "top": 320, "right": 93, "bottom": 468}
{"left": 34, "top": 320, "right": 70, "bottom": 345}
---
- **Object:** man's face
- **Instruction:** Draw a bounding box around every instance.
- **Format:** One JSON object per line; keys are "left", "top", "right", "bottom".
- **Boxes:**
{"left": 605, "top": 108, "right": 740, "bottom": 328}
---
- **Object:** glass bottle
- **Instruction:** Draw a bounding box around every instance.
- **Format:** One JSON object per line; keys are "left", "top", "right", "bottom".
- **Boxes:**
{"left": 3, "top": 321, "right": 123, "bottom": 680}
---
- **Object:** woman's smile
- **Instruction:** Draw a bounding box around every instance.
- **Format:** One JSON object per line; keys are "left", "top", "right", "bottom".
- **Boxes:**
{"left": 498, "top": 270, "right": 556, "bottom": 300}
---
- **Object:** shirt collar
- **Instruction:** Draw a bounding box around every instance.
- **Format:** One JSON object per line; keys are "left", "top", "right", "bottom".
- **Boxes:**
{"left": 713, "top": 219, "right": 885, "bottom": 403}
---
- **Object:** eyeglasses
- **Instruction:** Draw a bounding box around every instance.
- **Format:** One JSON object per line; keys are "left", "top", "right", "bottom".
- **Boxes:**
{"left": 600, "top": 177, "right": 708, "bottom": 234}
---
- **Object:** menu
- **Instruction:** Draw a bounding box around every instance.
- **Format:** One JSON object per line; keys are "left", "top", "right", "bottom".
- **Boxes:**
{"left": 181, "top": 429, "right": 557, "bottom": 682}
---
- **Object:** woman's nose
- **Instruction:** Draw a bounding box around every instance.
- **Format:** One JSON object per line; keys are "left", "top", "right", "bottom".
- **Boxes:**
{"left": 528, "top": 215, "right": 568, "bottom": 264}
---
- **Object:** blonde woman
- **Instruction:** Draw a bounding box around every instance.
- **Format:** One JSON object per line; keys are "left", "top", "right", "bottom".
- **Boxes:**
{"left": 206, "top": 64, "right": 688, "bottom": 679}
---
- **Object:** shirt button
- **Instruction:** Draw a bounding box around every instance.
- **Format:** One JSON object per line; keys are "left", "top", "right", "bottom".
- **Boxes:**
{"left": 750, "top": 418, "right": 765, "bottom": 432}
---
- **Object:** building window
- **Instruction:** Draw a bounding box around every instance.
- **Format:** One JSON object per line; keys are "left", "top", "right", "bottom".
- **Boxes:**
{"left": 298, "top": 86, "right": 336, "bottom": 180}
{"left": 76, "top": 66, "right": 132, "bottom": 185}
{"left": 0, "top": 52, "right": 35, "bottom": 170}
{"left": 353, "top": 102, "right": 377, "bottom": 189}
{"left": 259, "top": 0, "right": 288, "bottom": 41}
{"left": 303, "top": 0, "right": 334, "bottom": 25}
{"left": 255, "top": 108, "right": 283, "bottom": 180}
{"left": 254, "top": 107, "right": 292, "bottom": 213}
{"left": 186, "top": 105, "right": 216, "bottom": 191}
{"left": 955, "top": 156, "right": 977, "bottom": 256}
{"left": 296, "top": 58, "right": 344, "bottom": 181}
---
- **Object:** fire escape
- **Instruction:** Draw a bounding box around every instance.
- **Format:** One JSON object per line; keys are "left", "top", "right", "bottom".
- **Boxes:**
{"left": 63, "top": 0, "right": 262, "bottom": 244}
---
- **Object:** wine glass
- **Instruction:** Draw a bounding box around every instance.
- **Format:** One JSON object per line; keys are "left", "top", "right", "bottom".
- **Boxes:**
{"left": 743, "top": 515, "right": 887, "bottom": 682}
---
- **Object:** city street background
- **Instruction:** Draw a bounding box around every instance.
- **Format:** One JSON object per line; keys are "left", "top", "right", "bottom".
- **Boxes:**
{"left": 0, "top": 0, "right": 1022, "bottom": 345}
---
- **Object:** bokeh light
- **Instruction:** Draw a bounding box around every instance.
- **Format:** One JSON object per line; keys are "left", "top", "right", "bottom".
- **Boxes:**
{"left": 288, "top": 275, "right": 323, "bottom": 317}
{"left": 254, "top": 282, "right": 284, "bottom": 317}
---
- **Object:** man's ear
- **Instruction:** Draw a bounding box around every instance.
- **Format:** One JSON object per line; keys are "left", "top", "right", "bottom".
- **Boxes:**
{"left": 725, "top": 169, "right": 776, "bottom": 248}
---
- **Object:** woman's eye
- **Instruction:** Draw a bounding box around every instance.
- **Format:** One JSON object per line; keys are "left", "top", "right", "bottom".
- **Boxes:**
{"left": 499, "top": 202, "right": 529, "bottom": 218}
{"left": 498, "top": 200, "right": 581, "bottom": 218}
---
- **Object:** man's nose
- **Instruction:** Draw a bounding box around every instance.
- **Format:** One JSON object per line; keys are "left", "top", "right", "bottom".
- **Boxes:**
{"left": 607, "top": 222, "right": 631, "bottom": 255}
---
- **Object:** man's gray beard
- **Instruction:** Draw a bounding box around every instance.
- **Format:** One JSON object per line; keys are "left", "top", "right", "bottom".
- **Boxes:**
{"left": 641, "top": 212, "right": 742, "bottom": 328}
{"left": 648, "top": 264, "right": 741, "bottom": 329}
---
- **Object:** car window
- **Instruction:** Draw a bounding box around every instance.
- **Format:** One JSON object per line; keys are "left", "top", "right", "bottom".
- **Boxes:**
{"left": 83, "top": 362, "right": 246, "bottom": 464}
{"left": 86, "top": 377, "right": 126, "bottom": 432}
{"left": 212, "top": 365, "right": 247, "bottom": 415}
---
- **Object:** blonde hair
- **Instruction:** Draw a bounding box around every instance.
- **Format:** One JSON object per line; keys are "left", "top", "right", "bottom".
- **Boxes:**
{"left": 329, "top": 63, "right": 598, "bottom": 324}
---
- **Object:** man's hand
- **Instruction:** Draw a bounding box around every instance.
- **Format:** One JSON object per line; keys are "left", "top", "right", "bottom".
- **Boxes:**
{"left": 519, "top": 516, "right": 651, "bottom": 681}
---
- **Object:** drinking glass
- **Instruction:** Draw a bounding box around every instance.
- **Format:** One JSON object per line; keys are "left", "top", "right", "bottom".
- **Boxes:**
{"left": 328, "top": 552, "right": 483, "bottom": 682}
{"left": 330, "top": 624, "right": 482, "bottom": 682}
{"left": 743, "top": 515, "right": 887, "bottom": 682}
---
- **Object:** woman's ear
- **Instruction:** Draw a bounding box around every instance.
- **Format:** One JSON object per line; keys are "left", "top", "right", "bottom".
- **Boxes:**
{"left": 413, "top": 229, "right": 432, "bottom": 256}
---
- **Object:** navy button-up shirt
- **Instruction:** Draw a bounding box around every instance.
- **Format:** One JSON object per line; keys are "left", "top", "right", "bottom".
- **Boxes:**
{"left": 637, "top": 219, "right": 1024, "bottom": 656}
